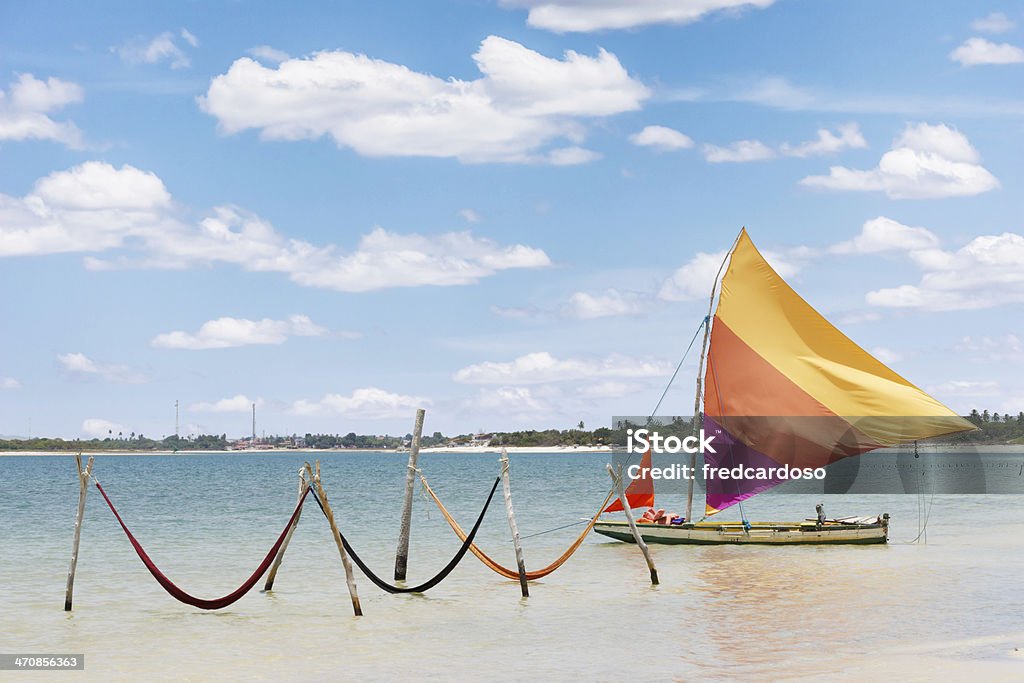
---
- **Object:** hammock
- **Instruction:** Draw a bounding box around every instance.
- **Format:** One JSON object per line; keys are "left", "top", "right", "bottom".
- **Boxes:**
{"left": 95, "top": 481, "right": 309, "bottom": 610}
{"left": 309, "top": 477, "right": 499, "bottom": 594}
{"left": 420, "top": 474, "right": 614, "bottom": 581}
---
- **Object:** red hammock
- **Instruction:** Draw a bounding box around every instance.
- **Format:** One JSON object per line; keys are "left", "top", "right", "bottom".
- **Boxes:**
{"left": 95, "top": 481, "right": 309, "bottom": 610}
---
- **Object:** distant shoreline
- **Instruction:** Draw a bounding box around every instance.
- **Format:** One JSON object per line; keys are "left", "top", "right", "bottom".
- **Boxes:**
{"left": 0, "top": 444, "right": 621, "bottom": 457}
{"left": 3, "top": 444, "right": 1023, "bottom": 457}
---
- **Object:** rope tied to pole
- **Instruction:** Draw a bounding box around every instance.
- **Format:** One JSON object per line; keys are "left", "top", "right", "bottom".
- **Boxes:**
{"left": 308, "top": 477, "right": 500, "bottom": 594}
{"left": 94, "top": 480, "right": 310, "bottom": 610}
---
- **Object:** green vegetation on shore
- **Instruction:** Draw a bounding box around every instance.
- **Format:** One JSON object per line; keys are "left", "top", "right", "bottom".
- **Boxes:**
{"left": 1, "top": 410, "right": 1022, "bottom": 451}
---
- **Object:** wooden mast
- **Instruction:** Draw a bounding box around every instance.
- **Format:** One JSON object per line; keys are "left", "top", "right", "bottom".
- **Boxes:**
{"left": 686, "top": 228, "right": 743, "bottom": 522}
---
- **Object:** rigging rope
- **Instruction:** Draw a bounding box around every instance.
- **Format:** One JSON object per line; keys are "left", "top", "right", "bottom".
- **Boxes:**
{"left": 94, "top": 481, "right": 310, "bottom": 610}
{"left": 420, "top": 473, "right": 615, "bottom": 581}
{"left": 308, "top": 477, "right": 499, "bottom": 594}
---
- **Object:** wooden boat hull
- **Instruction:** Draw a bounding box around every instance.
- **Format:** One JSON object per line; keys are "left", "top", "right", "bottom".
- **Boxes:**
{"left": 593, "top": 519, "right": 888, "bottom": 545}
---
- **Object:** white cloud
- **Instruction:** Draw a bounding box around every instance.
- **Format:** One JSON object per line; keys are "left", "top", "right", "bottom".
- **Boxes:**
{"left": 716, "top": 74, "right": 1024, "bottom": 118}
{"left": 870, "top": 346, "right": 902, "bottom": 364}
{"left": 830, "top": 217, "right": 940, "bottom": 254}
{"left": 458, "top": 208, "right": 481, "bottom": 224}
{"left": 152, "top": 314, "right": 326, "bottom": 350}
{"left": 658, "top": 246, "right": 803, "bottom": 301}
{"left": 190, "top": 395, "right": 262, "bottom": 413}
{"left": 200, "top": 36, "right": 648, "bottom": 164}
{"left": 546, "top": 146, "right": 602, "bottom": 165}
{"left": 576, "top": 380, "right": 646, "bottom": 398}
{"left": 866, "top": 232, "right": 1024, "bottom": 311}
{"left": 800, "top": 123, "right": 999, "bottom": 199}
{"left": 950, "top": 37, "right": 1024, "bottom": 66}
{"left": 971, "top": 12, "right": 1015, "bottom": 34}
{"left": 926, "top": 380, "right": 1001, "bottom": 398}
{"left": 703, "top": 139, "right": 775, "bottom": 163}
{"left": 180, "top": 29, "right": 199, "bottom": 48}
{"left": 956, "top": 334, "right": 1024, "bottom": 362}
{"left": 289, "top": 387, "right": 428, "bottom": 419}
{"left": 116, "top": 30, "right": 197, "bottom": 69}
{"left": 565, "top": 289, "right": 642, "bottom": 319}
{"left": 247, "top": 45, "right": 290, "bottom": 63}
{"left": 629, "top": 125, "right": 693, "bottom": 151}
{"left": 0, "top": 74, "right": 84, "bottom": 147}
{"left": 835, "top": 311, "right": 881, "bottom": 325}
{"left": 0, "top": 377, "right": 19, "bottom": 389}
{"left": 453, "top": 351, "right": 670, "bottom": 384}
{"left": 82, "top": 418, "right": 128, "bottom": 438}
{"left": 779, "top": 123, "right": 867, "bottom": 157}
{"left": 476, "top": 386, "right": 548, "bottom": 413}
{"left": 1, "top": 163, "right": 550, "bottom": 291}
{"left": 499, "top": 0, "right": 775, "bottom": 32}
{"left": 703, "top": 124, "right": 866, "bottom": 163}
{"left": 58, "top": 352, "right": 146, "bottom": 384}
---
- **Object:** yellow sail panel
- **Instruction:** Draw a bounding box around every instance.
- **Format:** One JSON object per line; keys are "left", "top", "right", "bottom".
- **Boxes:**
{"left": 714, "top": 230, "right": 974, "bottom": 444}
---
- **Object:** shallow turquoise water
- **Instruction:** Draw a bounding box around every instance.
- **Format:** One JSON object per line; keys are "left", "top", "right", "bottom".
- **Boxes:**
{"left": 1, "top": 451, "right": 1022, "bottom": 681}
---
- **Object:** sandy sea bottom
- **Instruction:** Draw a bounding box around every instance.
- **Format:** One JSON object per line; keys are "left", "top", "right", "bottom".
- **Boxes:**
{"left": 1, "top": 452, "right": 1022, "bottom": 682}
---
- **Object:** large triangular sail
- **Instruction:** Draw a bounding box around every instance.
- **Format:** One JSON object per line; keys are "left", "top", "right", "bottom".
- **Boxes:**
{"left": 702, "top": 229, "right": 975, "bottom": 516}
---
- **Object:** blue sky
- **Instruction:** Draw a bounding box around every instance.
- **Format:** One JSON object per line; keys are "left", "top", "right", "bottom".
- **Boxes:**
{"left": 2, "top": 1, "right": 1023, "bottom": 440}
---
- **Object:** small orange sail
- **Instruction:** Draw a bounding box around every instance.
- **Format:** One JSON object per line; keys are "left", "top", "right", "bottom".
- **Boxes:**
{"left": 604, "top": 446, "right": 655, "bottom": 512}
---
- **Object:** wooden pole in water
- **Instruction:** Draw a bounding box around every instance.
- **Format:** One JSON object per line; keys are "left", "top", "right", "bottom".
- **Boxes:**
{"left": 64, "top": 453, "right": 95, "bottom": 611}
{"left": 394, "top": 407, "right": 425, "bottom": 581}
{"left": 264, "top": 466, "right": 309, "bottom": 591}
{"left": 499, "top": 449, "right": 529, "bottom": 597}
{"left": 607, "top": 463, "right": 658, "bottom": 586}
{"left": 306, "top": 461, "right": 362, "bottom": 616}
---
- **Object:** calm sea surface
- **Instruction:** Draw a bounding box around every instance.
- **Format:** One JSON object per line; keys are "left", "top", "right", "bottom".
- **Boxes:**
{"left": 1, "top": 451, "right": 1022, "bottom": 682}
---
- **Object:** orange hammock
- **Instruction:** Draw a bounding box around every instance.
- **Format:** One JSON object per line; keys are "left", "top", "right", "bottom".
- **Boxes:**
{"left": 419, "top": 474, "right": 614, "bottom": 581}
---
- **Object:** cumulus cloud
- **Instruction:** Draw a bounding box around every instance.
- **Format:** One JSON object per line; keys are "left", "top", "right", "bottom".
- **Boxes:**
{"left": 453, "top": 351, "right": 670, "bottom": 384}
{"left": 926, "top": 380, "right": 1000, "bottom": 397}
{"left": 190, "top": 395, "right": 262, "bottom": 412}
{"left": 116, "top": 29, "right": 198, "bottom": 69}
{"left": 950, "top": 37, "right": 1024, "bottom": 66}
{"left": 82, "top": 418, "right": 128, "bottom": 438}
{"left": 800, "top": 123, "right": 999, "bottom": 199}
{"left": 704, "top": 124, "right": 866, "bottom": 163}
{"left": 458, "top": 208, "right": 481, "bottom": 224}
{"left": 153, "top": 315, "right": 326, "bottom": 350}
{"left": 57, "top": 352, "right": 146, "bottom": 384}
{"left": 565, "top": 289, "right": 644, "bottom": 319}
{"left": 0, "top": 377, "right": 19, "bottom": 389}
{"left": 971, "top": 12, "right": 1015, "bottom": 34}
{"left": 0, "top": 73, "right": 84, "bottom": 147}
{"left": 499, "top": 0, "right": 775, "bottom": 32}
{"left": 703, "top": 139, "right": 775, "bottom": 163}
{"left": 956, "top": 334, "right": 1024, "bottom": 363}
{"left": 289, "top": 387, "right": 428, "bottom": 419}
{"left": 476, "top": 386, "right": 548, "bottom": 413}
{"left": 200, "top": 36, "right": 648, "bottom": 164}
{"left": 1, "top": 162, "right": 550, "bottom": 291}
{"left": 829, "top": 217, "right": 940, "bottom": 254}
{"left": 629, "top": 125, "right": 693, "bottom": 151}
{"left": 576, "top": 380, "right": 647, "bottom": 398}
{"left": 866, "top": 231, "right": 1024, "bottom": 311}
{"left": 247, "top": 45, "right": 290, "bottom": 63}
{"left": 658, "top": 246, "right": 805, "bottom": 301}
{"left": 779, "top": 124, "right": 867, "bottom": 157}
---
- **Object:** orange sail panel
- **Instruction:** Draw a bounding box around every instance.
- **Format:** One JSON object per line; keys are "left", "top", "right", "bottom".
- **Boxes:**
{"left": 702, "top": 229, "right": 975, "bottom": 516}
{"left": 605, "top": 447, "right": 655, "bottom": 512}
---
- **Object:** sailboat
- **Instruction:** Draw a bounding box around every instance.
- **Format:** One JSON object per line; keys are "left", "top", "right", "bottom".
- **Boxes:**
{"left": 593, "top": 229, "right": 975, "bottom": 545}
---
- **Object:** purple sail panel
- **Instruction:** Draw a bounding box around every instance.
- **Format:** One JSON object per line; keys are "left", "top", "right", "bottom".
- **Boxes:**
{"left": 703, "top": 415, "right": 788, "bottom": 515}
